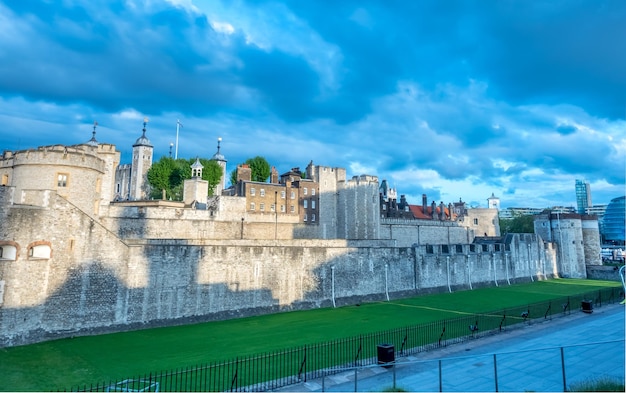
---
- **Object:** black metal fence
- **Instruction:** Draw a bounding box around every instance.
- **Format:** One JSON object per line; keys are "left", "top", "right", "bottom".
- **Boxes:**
{"left": 65, "top": 287, "right": 623, "bottom": 392}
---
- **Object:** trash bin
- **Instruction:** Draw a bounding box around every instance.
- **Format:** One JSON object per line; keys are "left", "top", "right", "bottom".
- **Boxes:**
{"left": 377, "top": 343, "right": 395, "bottom": 368}
{"left": 581, "top": 300, "right": 593, "bottom": 313}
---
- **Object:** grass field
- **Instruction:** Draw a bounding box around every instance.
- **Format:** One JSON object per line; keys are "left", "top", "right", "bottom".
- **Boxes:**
{"left": 0, "top": 278, "right": 621, "bottom": 391}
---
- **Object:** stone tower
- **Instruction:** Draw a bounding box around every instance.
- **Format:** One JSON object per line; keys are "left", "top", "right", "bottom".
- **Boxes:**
{"left": 211, "top": 137, "right": 227, "bottom": 196}
{"left": 129, "top": 118, "right": 153, "bottom": 200}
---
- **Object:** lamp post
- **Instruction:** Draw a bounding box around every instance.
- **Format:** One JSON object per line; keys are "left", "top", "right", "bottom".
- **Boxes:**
{"left": 527, "top": 243, "right": 534, "bottom": 282}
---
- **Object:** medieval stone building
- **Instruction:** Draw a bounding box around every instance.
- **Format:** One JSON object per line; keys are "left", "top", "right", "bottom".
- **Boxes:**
{"left": 0, "top": 125, "right": 599, "bottom": 347}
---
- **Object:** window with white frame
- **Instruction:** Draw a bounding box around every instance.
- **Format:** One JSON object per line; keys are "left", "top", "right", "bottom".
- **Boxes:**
{"left": 290, "top": 205, "right": 295, "bottom": 213}
{"left": 291, "top": 191, "right": 295, "bottom": 199}
{"left": 260, "top": 188, "right": 265, "bottom": 197}
{"left": 312, "top": 213, "right": 316, "bottom": 222}
{"left": 250, "top": 187, "right": 256, "bottom": 196}
{"left": 311, "top": 188, "right": 315, "bottom": 195}
{"left": 304, "top": 213, "right": 307, "bottom": 222}
{"left": 281, "top": 205, "right": 285, "bottom": 212}
{"left": 260, "top": 203, "right": 265, "bottom": 211}
{"left": 281, "top": 190, "right": 286, "bottom": 199}
{"left": 250, "top": 202, "right": 255, "bottom": 211}
{"left": 57, "top": 173, "right": 69, "bottom": 187}
{"left": 312, "top": 200, "right": 316, "bottom": 209}
{"left": 303, "top": 188, "right": 308, "bottom": 195}
{"left": 303, "top": 200, "right": 308, "bottom": 208}
{"left": 271, "top": 203, "right": 275, "bottom": 212}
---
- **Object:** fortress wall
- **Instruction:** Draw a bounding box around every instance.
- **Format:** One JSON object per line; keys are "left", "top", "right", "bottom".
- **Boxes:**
{"left": 582, "top": 217, "right": 602, "bottom": 265}
{"left": 0, "top": 193, "right": 131, "bottom": 346}
{"left": 0, "top": 194, "right": 565, "bottom": 348}
{"left": 380, "top": 219, "right": 473, "bottom": 247}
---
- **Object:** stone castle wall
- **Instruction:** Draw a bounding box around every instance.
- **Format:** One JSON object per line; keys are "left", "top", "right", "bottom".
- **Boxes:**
{"left": 0, "top": 187, "right": 562, "bottom": 348}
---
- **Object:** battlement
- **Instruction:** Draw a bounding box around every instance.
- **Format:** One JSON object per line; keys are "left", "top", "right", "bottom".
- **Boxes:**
{"left": 2, "top": 145, "right": 106, "bottom": 173}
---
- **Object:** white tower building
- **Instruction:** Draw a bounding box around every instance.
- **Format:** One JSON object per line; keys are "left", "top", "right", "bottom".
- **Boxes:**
{"left": 129, "top": 118, "right": 153, "bottom": 200}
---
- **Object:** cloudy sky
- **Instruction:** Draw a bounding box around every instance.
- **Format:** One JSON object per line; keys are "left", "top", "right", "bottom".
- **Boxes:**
{"left": 0, "top": 0, "right": 625, "bottom": 209}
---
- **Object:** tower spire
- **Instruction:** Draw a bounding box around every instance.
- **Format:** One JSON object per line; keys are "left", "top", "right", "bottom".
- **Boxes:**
{"left": 86, "top": 121, "right": 99, "bottom": 146}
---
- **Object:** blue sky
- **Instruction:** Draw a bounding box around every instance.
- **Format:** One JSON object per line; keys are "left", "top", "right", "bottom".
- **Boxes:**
{"left": 0, "top": 0, "right": 625, "bottom": 209}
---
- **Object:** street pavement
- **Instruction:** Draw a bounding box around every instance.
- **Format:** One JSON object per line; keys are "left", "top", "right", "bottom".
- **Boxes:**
{"left": 276, "top": 303, "right": 625, "bottom": 392}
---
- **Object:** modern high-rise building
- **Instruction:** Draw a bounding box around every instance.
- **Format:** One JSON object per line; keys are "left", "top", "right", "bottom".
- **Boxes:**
{"left": 602, "top": 196, "right": 625, "bottom": 244}
{"left": 575, "top": 179, "right": 592, "bottom": 214}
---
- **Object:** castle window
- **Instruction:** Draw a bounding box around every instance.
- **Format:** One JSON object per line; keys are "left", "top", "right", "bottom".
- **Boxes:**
{"left": 426, "top": 245, "right": 434, "bottom": 254}
{"left": 260, "top": 189, "right": 265, "bottom": 197}
{"left": 442, "top": 245, "right": 450, "bottom": 254}
{"left": 281, "top": 205, "right": 285, "bottom": 213}
{"left": 0, "top": 242, "right": 18, "bottom": 261}
{"left": 271, "top": 203, "right": 275, "bottom": 212}
{"left": 291, "top": 191, "right": 295, "bottom": 199}
{"left": 250, "top": 202, "right": 255, "bottom": 211}
{"left": 27, "top": 242, "right": 51, "bottom": 260}
{"left": 482, "top": 244, "right": 489, "bottom": 252}
{"left": 383, "top": 205, "right": 387, "bottom": 210}
{"left": 304, "top": 213, "right": 307, "bottom": 222}
{"left": 290, "top": 205, "right": 295, "bottom": 213}
{"left": 469, "top": 244, "right": 477, "bottom": 253}
{"left": 455, "top": 244, "right": 463, "bottom": 253}
{"left": 260, "top": 203, "right": 265, "bottom": 211}
{"left": 303, "top": 188, "right": 308, "bottom": 195}
{"left": 250, "top": 187, "right": 256, "bottom": 196}
{"left": 303, "top": 200, "right": 308, "bottom": 208}
{"left": 57, "top": 173, "right": 69, "bottom": 188}
{"left": 312, "top": 200, "right": 316, "bottom": 209}
{"left": 473, "top": 218, "right": 479, "bottom": 225}
{"left": 312, "top": 188, "right": 316, "bottom": 195}
{"left": 495, "top": 244, "right": 502, "bottom": 252}
{"left": 281, "top": 191, "right": 285, "bottom": 199}
{"left": 312, "top": 213, "right": 316, "bottom": 222}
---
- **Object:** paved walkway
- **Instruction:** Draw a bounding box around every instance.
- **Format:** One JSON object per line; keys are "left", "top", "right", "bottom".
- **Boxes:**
{"left": 277, "top": 303, "right": 625, "bottom": 392}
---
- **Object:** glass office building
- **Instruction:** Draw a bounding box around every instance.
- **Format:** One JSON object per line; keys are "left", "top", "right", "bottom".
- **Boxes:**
{"left": 575, "top": 179, "right": 591, "bottom": 214}
{"left": 602, "top": 196, "right": 625, "bottom": 243}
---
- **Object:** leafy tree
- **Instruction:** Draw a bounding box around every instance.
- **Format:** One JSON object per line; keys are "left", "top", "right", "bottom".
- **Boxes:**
{"left": 147, "top": 157, "right": 177, "bottom": 200}
{"left": 246, "top": 156, "right": 271, "bottom": 182}
{"left": 198, "top": 158, "right": 223, "bottom": 196}
{"left": 147, "top": 156, "right": 223, "bottom": 200}
{"left": 229, "top": 156, "right": 271, "bottom": 185}
{"left": 229, "top": 168, "right": 238, "bottom": 187}
{"left": 499, "top": 215, "right": 535, "bottom": 234}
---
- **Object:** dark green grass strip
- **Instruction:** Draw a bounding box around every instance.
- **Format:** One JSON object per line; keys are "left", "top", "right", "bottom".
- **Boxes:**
{"left": 0, "top": 278, "right": 620, "bottom": 391}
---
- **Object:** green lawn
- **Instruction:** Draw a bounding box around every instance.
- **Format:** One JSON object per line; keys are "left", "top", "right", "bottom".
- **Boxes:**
{"left": 0, "top": 278, "right": 621, "bottom": 391}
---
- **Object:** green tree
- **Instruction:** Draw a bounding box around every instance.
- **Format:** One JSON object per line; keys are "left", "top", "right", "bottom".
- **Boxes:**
{"left": 147, "top": 156, "right": 177, "bottom": 200}
{"left": 147, "top": 157, "right": 223, "bottom": 200}
{"left": 198, "top": 158, "right": 223, "bottom": 196}
{"left": 229, "top": 168, "right": 238, "bottom": 187}
{"left": 499, "top": 215, "right": 535, "bottom": 234}
{"left": 229, "top": 156, "right": 271, "bottom": 185}
{"left": 246, "top": 156, "right": 271, "bottom": 182}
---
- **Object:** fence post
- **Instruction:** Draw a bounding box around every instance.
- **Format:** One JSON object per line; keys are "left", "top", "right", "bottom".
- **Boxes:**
{"left": 560, "top": 347, "right": 567, "bottom": 392}
{"left": 354, "top": 367, "right": 358, "bottom": 392}
{"left": 493, "top": 354, "right": 499, "bottom": 392}
{"left": 438, "top": 359, "right": 443, "bottom": 392}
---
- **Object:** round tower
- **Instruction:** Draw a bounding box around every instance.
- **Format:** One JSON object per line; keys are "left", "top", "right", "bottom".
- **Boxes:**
{"left": 129, "top": 118, "right": 153, "bottom": 200}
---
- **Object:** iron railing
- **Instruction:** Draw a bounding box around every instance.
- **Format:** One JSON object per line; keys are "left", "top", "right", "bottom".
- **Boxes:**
{"left": 65, "top": 287, "right": 623, "bottom": 392}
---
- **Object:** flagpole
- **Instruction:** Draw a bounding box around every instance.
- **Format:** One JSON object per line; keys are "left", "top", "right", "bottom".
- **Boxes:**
{"left": 175, "top": 119, "right": 182, "bottom": 159}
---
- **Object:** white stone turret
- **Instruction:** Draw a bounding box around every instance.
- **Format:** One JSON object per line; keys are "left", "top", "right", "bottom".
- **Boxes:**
{"left": 129, "top": 118, "right": 153, "bottom": 200}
